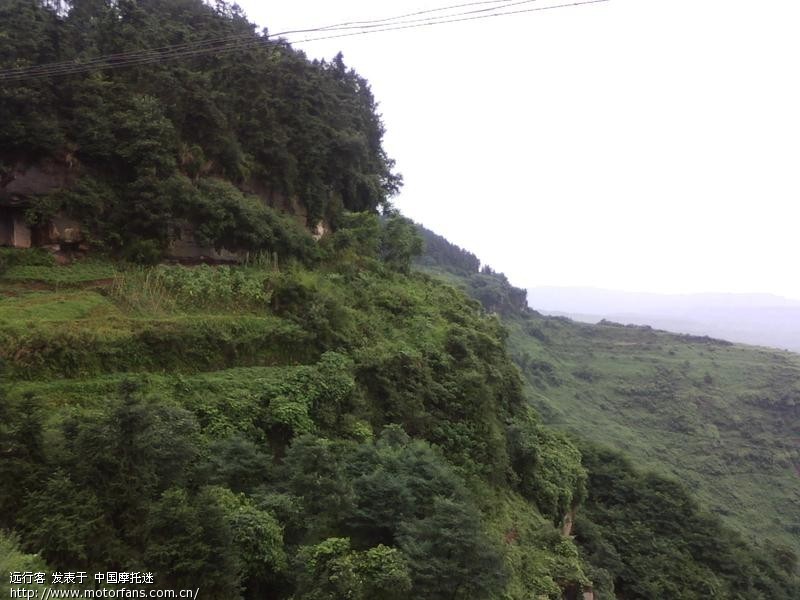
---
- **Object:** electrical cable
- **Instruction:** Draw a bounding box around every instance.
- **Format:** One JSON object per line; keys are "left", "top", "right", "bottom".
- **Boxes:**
{"left": 0, "top": 0, "right": 609, "bottom": 82}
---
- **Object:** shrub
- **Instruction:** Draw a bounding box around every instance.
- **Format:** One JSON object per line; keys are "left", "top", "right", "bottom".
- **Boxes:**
{"left": 0, "top": 248, "right": 55, "bottom": 276}
{"left": 110, "top": 265, "right": 274, "bottom": 313}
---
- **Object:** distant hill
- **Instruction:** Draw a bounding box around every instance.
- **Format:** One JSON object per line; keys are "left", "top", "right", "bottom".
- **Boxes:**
{"left": 418, "top": 229, "right": 800, "bottom": 561}
{"left": 528, "top": 286, "right": 800, "bottom": 351}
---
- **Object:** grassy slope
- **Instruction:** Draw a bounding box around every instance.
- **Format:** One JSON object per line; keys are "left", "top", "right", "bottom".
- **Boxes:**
{"left": 508, "top": 312, "right": 800, "bottom": 553}
{"left": 419, "top": 263, "right": 800, "bottom": 554}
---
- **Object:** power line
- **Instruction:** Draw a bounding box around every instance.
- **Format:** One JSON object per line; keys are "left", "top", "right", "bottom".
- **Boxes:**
{"left": 290, "top": 0, "right": 609, "bottom": 44}
{"left": 309, "top": 0, "right": 520, "bottom": 30}
{"left": 0, "top": 0, "right": 602, "bottom": 81}
{"left": 0, "top": 0, "right": 523, "bottom": 79}
{"left": 0, "top": 36, "right": 257, "bottom": 79}
{"left": 0, "top": 2, "right": 536, "bottom": 80}
{"left": 0, "top": 0, "right": 609, "bottom": 82}
{"left": 301, "top": 0, "right": 543, "bottom": 33}
{"left": 0, "top": 0, "right": 603, "bottom": 80}
{"left": 0, "top": 36, "right": 277, "bottom": 80}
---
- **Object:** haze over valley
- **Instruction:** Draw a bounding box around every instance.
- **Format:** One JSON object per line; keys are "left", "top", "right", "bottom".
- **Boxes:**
{"left": 528, "top": 287, "right": 800, "bottom": 352}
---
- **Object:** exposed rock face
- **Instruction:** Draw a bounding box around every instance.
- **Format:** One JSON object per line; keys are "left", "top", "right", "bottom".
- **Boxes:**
{"left": 561, "top": 510, "right": 576, "bottom": 537}
{"left": 41, "top": 213, "right": 84, "bottom": 246}
{"left": 312, "top": 220, "right": 329, "bottom": 241}
{"left": 0, "top": 159, "right": 75, "bottom": 201}
{"left": 241, "top": 177, "right": 308, "bottom": 226}
{"left": 1, "top": 163, "right": 327, "bottom": 254}
{"left": 0, "top": 207, "right": 30, "bottom": 248}
{"left": 0, "top": 205, "right": 84, "bottom": 249}
{"left": 0, "top": 159, "right": 83, "bottom": 249}
{"left": 0, "top": 209, "right": 10, "bottom": 245}
{"left": 166, "top": 223, "right": 241, "bottom": 263}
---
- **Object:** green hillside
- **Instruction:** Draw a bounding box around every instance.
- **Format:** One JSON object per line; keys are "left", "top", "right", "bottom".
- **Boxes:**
{"left": 1, "top": 0, "right": 398, "bottom": 258}
{"left": 4, "top": 237, "right": 798, "bottom": 599}
{"left": 1, "top": 2, "right": 798, "bottom": 599}
{"left": 417, "top": 225, "right": 800, "bottom": 555}
{"left": 506, "top": 314, "right": 800, "bottom": 551}
{"left": 0, "top": 240, "right": 596, "bottom": 600}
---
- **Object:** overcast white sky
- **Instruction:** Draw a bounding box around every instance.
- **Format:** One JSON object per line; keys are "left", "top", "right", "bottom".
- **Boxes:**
{"left": 237, "top": 0, "right": 800, "bottom": 299}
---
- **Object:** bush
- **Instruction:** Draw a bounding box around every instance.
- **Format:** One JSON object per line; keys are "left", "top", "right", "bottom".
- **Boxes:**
{"left": 0, "top": 248, "right": 55, "bottom": 276}
{"left": 0, "top": 316, "right": 313, "bottom": 379}
{"left": 507, "top": 408, "right": 587, "bottom": 523}
{"left": 181, "top": 178, "right": 318, "bottom": 262}
{"left": 110, "top": 265, "right": 274, "bottom": 313}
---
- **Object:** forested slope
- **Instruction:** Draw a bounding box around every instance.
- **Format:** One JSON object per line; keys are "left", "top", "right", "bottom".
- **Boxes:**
{"left": 417, "top": 226, "right": 800, "bottom": 591}
{"left": 1, "top": 0, "right": 399, "bottom": 258}
{"left": 0, "top": 2, "right": 797, "bottom": 599}
{"left": 3, "top": 221, "right": 796, "bottom": 600}
{"left": 1, "top": 227, "right": 597, "bottom": 599}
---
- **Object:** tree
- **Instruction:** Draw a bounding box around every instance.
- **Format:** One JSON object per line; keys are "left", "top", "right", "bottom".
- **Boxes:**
{"left": 0, "top": 531, "right": 49, "bottom": 579}
{"left": 205, "top": 487, "right": 288, "bottom": 597}
{"left": 345, "top": 427, "right": 466, "bottom": 547}
{"left": 293, "top": 538, "right": 411, "bottom": 600}
{"left": 0, "top": 0, "right": 402, "bottom": 256}
{"left": 144, "top": 487, "right": 240, "bottom": 598}
{"left": 380, "top": 214, "right": 423, "bottom": 273}
{"left": 281, "top": 436, "right": 354, "bottom": 539}
{"left": 397, "top": 496, "right": 506, "bottom": 600}
{"left": 18, "top": 471, "right": 116, "bottom": 569}
{"left": 506, "top": 408, "right": 587, "bottom": 523}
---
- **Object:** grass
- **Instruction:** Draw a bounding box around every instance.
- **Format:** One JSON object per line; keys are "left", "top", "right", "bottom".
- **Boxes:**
{"left": 0, "top": 276, "right": 311, "bottom": 380}
{"left": 0, "top": 289, "right": 121, "bottom": 322}
{"left": 3, "top": 260, "right": 118, "bottom": 284}
{"left": 0, "top": 261, "right": 482, "bottom": 382}
{"left": 4, "top": 363, "right": 303, "bottom": 411}
{"left": 505, "top": 313, "right": 800, "bottom": 553}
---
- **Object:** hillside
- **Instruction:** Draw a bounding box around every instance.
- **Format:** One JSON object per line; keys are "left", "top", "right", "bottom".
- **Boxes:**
{"left": 508, "top": 316, "right": 800, "bottom": 548}
{"left": 418, "top": 226, "right": 800, "bottom": 557}
{"left": 1, "top": 237, "right": 598, "bottom": 600}
{"left": 3, "top": 230, "right": 798, "bottom": 600}
{"left": 1, "top": 2, "right": 798, "bottom": 599}
{"left": 1, "top": 0, "right": 399, "bottom": 259}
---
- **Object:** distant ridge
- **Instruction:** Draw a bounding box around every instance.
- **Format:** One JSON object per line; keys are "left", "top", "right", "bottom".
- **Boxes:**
{"left": 528, "top": 286, "right": 800, "bottom": 352}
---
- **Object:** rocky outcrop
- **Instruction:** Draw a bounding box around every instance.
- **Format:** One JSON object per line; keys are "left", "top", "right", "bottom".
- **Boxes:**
{"left": 0, "top": 159, "right": 75, "bottom": 201}
{"left": 166, "top": 223, "right": 242, "bottom": 263}
{"left": 1, "top": 161, "right": 329, "bottom": 253}
{"left": 0, "top": 207, "right": 30, "bottom": 248}
{"left": 0, "top": 159, "right": 84, "bottom": 249}
{"left": 562, "top": 509, "right": 576, "bottom": 537}
{"left": 241, "top": 177, "right": 308, "bottom": 225}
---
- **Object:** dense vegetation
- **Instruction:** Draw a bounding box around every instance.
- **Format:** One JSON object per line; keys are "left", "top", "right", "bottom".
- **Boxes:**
{"left": 1, "top": 0, "right": 400, "bottom": 258}
{"left": 0, "top": 227, "right": 595, "bottom": 599}
{"left": 3, "top": 227, "right": 797, "bottom": 599}
{"left": 1, "top": 2, "right": 797, "bottom": 598}
{"left": 504, "top": 313, "right": 800, "bottom": 555}
{"left": 576, "top": 444, "right": 797, "bottom": 599}
{"left": 418, "top": 226, "right": 800, "bottom": 597}
{"left": 417, "top": 226, "right": 527, "bottom": 316}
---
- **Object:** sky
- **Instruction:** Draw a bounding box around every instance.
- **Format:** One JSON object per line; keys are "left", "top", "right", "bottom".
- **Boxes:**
{"left": 236, "top": 0, "right": 800, "bottom": 299}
